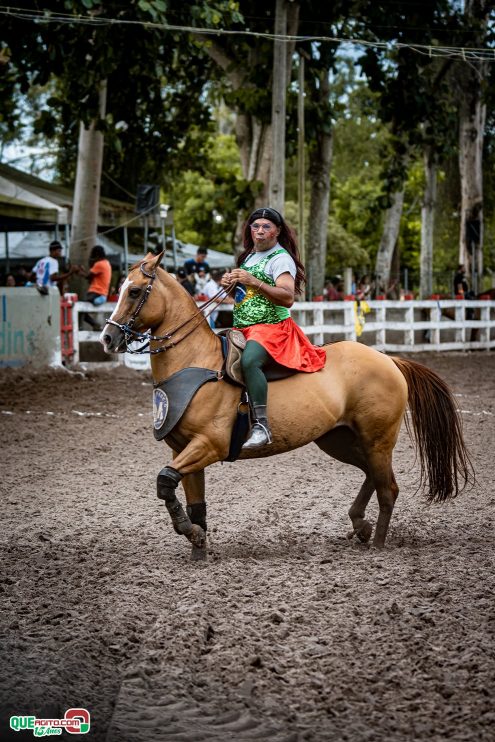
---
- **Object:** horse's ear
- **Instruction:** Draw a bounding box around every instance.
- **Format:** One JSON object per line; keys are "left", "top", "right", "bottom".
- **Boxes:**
{"left": 145, "top": 251, "right": 165, "bottom": 271}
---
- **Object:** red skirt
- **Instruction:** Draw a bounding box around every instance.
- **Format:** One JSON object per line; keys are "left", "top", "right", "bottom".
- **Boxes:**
{"left": 240, "top": 318, "right": 326, "bottom": 372}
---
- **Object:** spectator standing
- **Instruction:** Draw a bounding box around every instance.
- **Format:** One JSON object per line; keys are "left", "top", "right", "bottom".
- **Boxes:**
{"left": 453, "top": 263, "right": 475, "bottom": 319}
{"left": 31, "top": 240, "right": 75, "bottom": 295}
{"left": 356, "top": 274, "right": 373, "bottom": 300}
{"left": 324, "top": 278, "right": 342, "bottom": 301}
{"left": 453, "top": 264, "right": 471, "bottom": 297}
{"left": 5, "top": 274, "right": 16, "bottom": 287}
{"left": 202, "top": 269, "right": 234, "bottom": 328}
{"left": 176, "top": 267, "right": 196, "bottom": 296}
{"left": 79, "top": 245, "right": 112, "bottom": 330}
{"left": 194, "top": 267, "right": 209, "bottom": 297}
{"left": 184, "top": 247, "right": 210, "bottom": 277}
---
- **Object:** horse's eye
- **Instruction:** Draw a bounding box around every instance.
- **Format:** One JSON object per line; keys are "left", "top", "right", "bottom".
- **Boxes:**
{"left": 128, "top": 287, "right": 141, "bottom": 299}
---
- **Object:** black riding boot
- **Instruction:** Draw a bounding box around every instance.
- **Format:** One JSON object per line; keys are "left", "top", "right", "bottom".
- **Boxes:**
{"left": 242, "top": 404, "right": 273, "bottom": 450}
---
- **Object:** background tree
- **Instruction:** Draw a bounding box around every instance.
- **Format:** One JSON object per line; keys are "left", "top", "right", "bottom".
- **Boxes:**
{"left": 1, "top": 1, "right": 495, "bottom": 294}
{"left": 456, "top": 0, "right": 491, "bottom": 292}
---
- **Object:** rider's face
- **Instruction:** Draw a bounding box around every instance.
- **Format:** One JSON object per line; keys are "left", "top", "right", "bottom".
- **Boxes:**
{"left": 249, "top": 219, "right": 280, "bottom": 249}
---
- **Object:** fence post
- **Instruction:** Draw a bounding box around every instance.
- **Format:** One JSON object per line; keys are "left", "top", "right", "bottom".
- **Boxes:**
{"left": 60, "top": 294, "right": 77, "bottom": 365}
{"left": 72, "top": 302, "right": 81, "bottom": 365}
{"left": 376, "top": 304, "right": 386, "bottom": 349}
{"left": 314, "top": 306, "right": 324, "bottom": 345}
{"left": 480, "top": 304, "right": 490, "bottom": 349}
{"left": 455, "top": 302, "right": 465, "bottom": 345}
{"left": 344, "top": 302, "right": 356, "bottom": 341}
{"left": 431, "top": 302, "right": 441, "bottom": 346}
{"left": 405, "top": 305, "right": 414, "bottom": 348}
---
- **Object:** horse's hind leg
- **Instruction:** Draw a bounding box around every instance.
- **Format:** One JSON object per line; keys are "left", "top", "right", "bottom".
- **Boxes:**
{"left": 367, "top": 453, "right": 399, "bottom": 548}
{"left": 316, "top": 427, "right": 374, "bottom": 543}
{"left": 347, "top": 476, "right": 375, "bottom": 543}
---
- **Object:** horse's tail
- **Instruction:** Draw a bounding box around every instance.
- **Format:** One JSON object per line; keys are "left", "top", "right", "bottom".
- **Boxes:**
{"left": 392, "top": 357, "right": 474, "bottom": 503}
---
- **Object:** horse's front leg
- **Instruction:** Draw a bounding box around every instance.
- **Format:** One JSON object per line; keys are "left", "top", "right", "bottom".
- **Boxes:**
{"left": 182, "top": 468, "right": 208, "bottom": 562}
{"left": 157, "top": 437, "right": 224, "bottom": 561}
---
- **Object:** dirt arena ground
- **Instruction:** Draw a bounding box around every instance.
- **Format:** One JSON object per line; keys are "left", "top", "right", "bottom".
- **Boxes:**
{"left": 0, "top": 351, "right": 494, "bottom": 742}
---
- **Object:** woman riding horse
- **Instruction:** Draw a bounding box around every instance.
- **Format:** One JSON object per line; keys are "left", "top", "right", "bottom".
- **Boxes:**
{"left": 221, "top": 207, "right": 326, "bottom": 449}
{"left": 101, "top": 245, "right": 473, "bottom": 560}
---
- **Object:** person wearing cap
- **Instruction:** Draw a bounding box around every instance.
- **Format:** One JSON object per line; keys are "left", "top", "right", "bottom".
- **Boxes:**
{"left": 221, "top": 207, "right": 326, "bottom": 449}
{"left": 31, "top": 241, "right": 75, "bottom": 295}
{"left": 176, "top": 267, "right": 196, "bottom": 296}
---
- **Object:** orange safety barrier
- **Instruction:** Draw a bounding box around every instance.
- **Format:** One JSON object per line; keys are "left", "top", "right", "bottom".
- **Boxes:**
{"left": 60, "top": 293, "right": 78, "bottom": 364}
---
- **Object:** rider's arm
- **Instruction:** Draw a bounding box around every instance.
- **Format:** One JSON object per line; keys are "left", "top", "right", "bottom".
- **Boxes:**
{"left": 257, "top": 272, "right": 294, "bottom": 307}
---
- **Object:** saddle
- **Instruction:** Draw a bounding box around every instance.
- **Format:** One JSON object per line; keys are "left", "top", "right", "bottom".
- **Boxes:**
{"left": 218, "top": 329, "right": 247, "bottom": 385}
{"left": 218, "top": 328, "right": 297, "bottom": 386}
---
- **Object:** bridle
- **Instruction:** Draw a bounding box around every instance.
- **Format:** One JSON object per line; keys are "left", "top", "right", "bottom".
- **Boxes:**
{"left": 105, "top": 260, "right": 232, "bottom": 355}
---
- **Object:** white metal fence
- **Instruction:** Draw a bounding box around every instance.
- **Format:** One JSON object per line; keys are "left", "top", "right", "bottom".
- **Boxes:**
{"left": 71, "top": 298, "right": 495, "bottom": 368}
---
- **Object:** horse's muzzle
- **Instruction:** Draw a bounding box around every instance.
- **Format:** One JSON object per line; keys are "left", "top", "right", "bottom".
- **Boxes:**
{"left": 100, "top": 323, "right": 126, "bottom": 354}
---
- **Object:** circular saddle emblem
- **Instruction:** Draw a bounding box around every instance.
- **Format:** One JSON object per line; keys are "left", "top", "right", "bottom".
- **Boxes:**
{"left": 153, "top": 388, "right": 169, "bottom": 430}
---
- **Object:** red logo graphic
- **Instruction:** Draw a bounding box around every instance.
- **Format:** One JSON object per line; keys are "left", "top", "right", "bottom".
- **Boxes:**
{"left": 65, "top": 708, "right": 91, "bottom": 735}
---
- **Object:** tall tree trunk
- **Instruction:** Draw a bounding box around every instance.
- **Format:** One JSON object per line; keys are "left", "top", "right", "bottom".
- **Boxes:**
{"left": 196, "top": 5, "right": 299, "bottom": 251}
{"left": 196, "top": 37, "right": 272, "bottom": 253}
{"left": 458, "top": 91, "right": 486, "bottom": 291}
{"left": 458, "top": 0, "right": 488, "bottom": 293}
{"left": 420, "top": 146, "right": 437, "bottom": 299}
{"left": 233, "top": 115, "right": 272, "bottom": 254}
{"left": 374, "top": 189, "right": 405, "bottom": 292}
{"left": 306, "top": 72, "right": 332, "bottom": 300}
{"left": 70, "top": 79, "right": 107, "bottom": 294}
{"left": 269, "top": 0, "right": 288, "bottom": 211}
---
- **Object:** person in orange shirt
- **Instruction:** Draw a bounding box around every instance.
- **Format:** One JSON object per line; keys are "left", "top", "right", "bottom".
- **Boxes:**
{"left": 80, "top": 245, "right": 112, "bottom": 330}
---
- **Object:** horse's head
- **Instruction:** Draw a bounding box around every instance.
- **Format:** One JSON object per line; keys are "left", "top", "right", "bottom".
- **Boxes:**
{"left": 100, "top": 251, "right": 167, "bottom": 353}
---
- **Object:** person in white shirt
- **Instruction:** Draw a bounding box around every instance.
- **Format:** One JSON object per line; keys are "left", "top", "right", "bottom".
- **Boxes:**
{"left": 31, "top": 241, "right": 75, "bottom": 295}
{"left": 203, "top": 269, "right": 233, "bottom": 328}
{"left": 194, "top": 267, "right": 209, "bottom": 296}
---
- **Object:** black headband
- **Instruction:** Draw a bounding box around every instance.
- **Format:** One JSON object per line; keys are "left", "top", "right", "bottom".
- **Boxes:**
{"left": 248, "top": 207, "right": 283, "bottom": 226}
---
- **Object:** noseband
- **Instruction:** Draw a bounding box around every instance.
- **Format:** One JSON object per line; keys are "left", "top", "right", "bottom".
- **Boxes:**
{"left": 105, "top": 261, "right": 231, "bottom": 355}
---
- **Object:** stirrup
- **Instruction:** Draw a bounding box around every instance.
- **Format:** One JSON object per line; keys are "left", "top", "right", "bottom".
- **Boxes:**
{"left": 242, "top": 421, "right": 273, "bottom": 450}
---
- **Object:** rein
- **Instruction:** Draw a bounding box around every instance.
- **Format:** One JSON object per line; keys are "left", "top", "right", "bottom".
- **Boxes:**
{"left": 106, "top": 261, "right": 233, "bottom": 355}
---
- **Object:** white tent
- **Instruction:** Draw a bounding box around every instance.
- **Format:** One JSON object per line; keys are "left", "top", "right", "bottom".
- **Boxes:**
{"left": 0, "top": 230, "right": 234, "bottom": 271}
{"left": 0, "top": 165, "right": 234, "bottom": 271}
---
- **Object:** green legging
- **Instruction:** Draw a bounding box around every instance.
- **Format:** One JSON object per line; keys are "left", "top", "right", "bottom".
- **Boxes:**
{"left": 241, "top": 340, "right": 270, "bottom": 407}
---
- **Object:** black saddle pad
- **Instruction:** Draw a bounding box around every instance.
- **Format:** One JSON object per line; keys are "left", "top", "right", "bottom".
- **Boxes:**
{"left": 265, "top": 359, "right": 298, "bottom": 382}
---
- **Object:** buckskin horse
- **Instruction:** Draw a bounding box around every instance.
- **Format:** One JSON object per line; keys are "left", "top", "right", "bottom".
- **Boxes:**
{"left": 101, "top": 252, "right": 472, "bottom": 561}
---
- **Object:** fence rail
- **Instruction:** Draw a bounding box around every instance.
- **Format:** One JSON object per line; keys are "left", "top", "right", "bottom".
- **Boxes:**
{"left": 70, "top": 298, "right": 495, "bottom": 368}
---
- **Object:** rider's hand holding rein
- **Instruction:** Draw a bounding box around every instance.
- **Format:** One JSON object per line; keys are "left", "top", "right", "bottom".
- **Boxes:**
{"left": 221, "top": 268, "right": 295, "bottom": 308}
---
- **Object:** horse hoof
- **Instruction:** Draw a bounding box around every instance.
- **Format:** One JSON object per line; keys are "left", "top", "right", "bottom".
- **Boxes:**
{"left": 346, "top": 530, "right": 356, "bottom": 540}
{"left": 189, "top": 524, "right": 206, "bottom": 547}
{"left": 356, "top": 521, "right": 373, "bottom": 543}
{"left": 191, "top": 544, "right": 207, "bottom": 562}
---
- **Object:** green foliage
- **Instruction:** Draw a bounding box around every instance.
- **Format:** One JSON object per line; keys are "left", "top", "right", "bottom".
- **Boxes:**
{"left": 326, "top": 217, "right": 370, "bottom": 273}
{"left": 162, "top": 132, "right": 253, "bottom": 251}
{"left": 0, "top": 0, "right": 234, "bottom": 194}
{"left": 1, "top": 0, "right": 494, "bottom": 290}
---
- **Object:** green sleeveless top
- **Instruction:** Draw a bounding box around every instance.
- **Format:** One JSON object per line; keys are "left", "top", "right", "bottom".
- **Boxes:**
{"left": 233, "top": 248, "right": 291, "bottom": 328}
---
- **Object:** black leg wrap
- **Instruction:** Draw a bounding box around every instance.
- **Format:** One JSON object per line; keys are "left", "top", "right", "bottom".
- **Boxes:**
{"left": 157, "top": 466, "right": 183, "bottom": 497}
{"left": 187, "top": 502, "right": 207, "bottom": 533}
{"left": 157, "top": 467, "right": 193, "bottom": 537}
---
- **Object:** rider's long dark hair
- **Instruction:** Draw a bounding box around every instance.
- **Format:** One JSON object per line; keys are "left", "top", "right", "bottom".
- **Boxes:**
{"left": 237, "top": 207, "right": 306, "bottom": 296}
